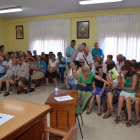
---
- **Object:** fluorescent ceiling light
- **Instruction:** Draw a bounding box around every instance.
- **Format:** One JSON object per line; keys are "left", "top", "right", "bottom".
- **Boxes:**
{"left": 79, "top": 0, "right": 123, "bottom": 5}
{"left": 0, "top": 6, "right": 22, "bottom": 14}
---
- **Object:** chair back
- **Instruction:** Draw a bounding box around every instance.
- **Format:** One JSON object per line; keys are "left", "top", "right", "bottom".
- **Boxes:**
{"left": 81, "top": 92, "right": 92, "bottom": 112}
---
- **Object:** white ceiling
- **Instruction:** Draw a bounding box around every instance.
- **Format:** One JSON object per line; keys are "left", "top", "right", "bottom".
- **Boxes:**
{"left": 0, "top": 0, "right": 140, "bottom": 19}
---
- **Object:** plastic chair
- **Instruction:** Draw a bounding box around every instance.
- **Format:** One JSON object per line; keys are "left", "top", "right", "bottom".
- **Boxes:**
{"left": 75, "top": 91, "right": 92, "bottom": 139}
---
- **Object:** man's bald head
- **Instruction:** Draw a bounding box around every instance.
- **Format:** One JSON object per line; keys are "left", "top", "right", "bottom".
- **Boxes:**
{"left": 117, "top": 54, "right": 123, "bottom": 63}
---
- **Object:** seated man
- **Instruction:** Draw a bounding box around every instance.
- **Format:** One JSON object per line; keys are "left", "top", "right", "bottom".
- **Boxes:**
{"left": 0, "top": 59, "right": 17, "bottom": 95}
{"left": 29, "top": 55, "right": 46, "bottom": 92}
{"left": 0, "top": 56, "right": 8, "bottom": 78}
{"left": 4, "top": 57, "right": 29, "bottom": 96}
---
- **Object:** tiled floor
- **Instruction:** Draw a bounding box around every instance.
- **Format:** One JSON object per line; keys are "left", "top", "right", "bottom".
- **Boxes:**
{"left": 0, "top": 81, "right": 140, "bottom": 140}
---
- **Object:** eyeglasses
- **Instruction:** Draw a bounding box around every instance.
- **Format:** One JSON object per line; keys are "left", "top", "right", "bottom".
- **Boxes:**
{"left": 80, "top": 62, "right": 85, "bottom": 63}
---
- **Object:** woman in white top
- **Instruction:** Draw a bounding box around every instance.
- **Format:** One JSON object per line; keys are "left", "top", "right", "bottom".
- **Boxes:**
{"left": 61, "top": 61, "right": 81, "bottom": 90}
{"left": 45, "top": 54, "right": 59, "bottom": 86}
{"left": 103, "top": 64, "right": 121, "bottom": 119}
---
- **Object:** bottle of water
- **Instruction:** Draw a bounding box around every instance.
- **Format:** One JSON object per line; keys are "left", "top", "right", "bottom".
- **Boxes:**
{"left": 55, "top": 86, "right": 58, "bottom": 95}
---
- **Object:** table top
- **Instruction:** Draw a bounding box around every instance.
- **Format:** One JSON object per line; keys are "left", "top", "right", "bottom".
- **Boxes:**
{"left": 45, "top": 90, "right": 78, "bottom": 106}
{"left": 0, "top": 99, "right": 52, "bottom": 140}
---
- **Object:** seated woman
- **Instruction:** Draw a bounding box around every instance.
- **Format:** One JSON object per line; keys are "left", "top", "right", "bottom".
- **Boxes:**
{"left": 115, "top": 65, "right": 138, "bottom": 127}
{"left": 79, "top": 59, "right": 85, "bottom": 68}
{"left": 103, "top": 64, "right": 121, "bottom": 119}
{"left": 45, "top": 54, "right": 59, "bottom": 86}
{"left": 61, "top": 61, "right": 81, "bottom": 90}
{"left": 130, "top": 63, "right": 139, "bottom": 74}
{"left": 133, "top": 70, "right": 140, "bottom": 125}
{"left": 77, "top": 66, "right": 109, "bottom": 101}
{"left": 91, "top": 60, "right": 99, "bottom": 73}
{"left": 86, "top": 66, "right": 107, "bottom": 115}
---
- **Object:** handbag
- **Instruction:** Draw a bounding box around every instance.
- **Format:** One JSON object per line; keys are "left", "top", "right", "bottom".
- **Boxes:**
{"left": 83, "top": 55, "right": 92, "bottom": 70}
{"left": 68, "top": 69, "right": 75, "bottom": 86}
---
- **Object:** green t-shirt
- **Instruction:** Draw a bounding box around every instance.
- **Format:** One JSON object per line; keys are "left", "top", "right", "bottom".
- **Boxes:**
{"left": 123, "top": 75, "right": 138, "bottom": 93}
{"left": 78, "top": 71, "right": 96, "bottom": 84}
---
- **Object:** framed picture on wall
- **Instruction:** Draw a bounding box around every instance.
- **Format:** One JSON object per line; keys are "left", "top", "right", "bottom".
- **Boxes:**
{"left": 16, "top": 25, "right": 24, "bottom": 39}
{"left": 77, "top": 21, "right": 89, "bottom": 39}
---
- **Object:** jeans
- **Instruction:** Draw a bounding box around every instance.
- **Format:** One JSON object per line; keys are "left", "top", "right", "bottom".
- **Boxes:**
{"left": 61, "top": 84, "right": 78, "bottom": 90}
{"left": 59, "top": 67, "right": 66, "bottom": 82}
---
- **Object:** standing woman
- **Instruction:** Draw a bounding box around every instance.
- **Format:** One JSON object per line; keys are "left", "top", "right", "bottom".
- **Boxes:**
{"left": 103, "top": 64, "right": 121, "bottom": 119}
{"left": 77, "top": 66, "right": 109, "bottom": 101}
{"left": 61, "top": 61, "right": 81, "bottom": 90}
{"left": 86, "top": 66, "right": 107, "bottom": 115}
{"left": 115, "top": 65, "right": 138, "bottom": 127}
{"left": 45, "top": 54, "right": 59, "bottom": 86}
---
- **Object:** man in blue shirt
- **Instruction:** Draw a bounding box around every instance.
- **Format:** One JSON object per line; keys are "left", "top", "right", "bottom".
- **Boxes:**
{"left": 29, "top": 55, "right": 46, "bottom": 92}
{"left": 57, "top": 52, "right": 66, "bottom": 83}
{"left": 65, "top": 40, "right": 76, "bottom": 69}
{"left": 91, "top": 43, "right": 104, "bottom": 60}
{"left": 33, "top": 50, "right": 38, "bottom": 60}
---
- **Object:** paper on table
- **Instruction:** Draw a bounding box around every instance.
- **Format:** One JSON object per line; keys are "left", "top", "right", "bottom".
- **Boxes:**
{"left": 0, "top": 113, "right": 14, "bottom": 125}
{"left": 54, "top": 95, "right": 74, "bottom": 102}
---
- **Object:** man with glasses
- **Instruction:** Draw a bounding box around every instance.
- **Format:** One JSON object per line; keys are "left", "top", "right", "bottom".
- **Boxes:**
{"left": 79, "top": 59, "right": 85, "bottom": 68}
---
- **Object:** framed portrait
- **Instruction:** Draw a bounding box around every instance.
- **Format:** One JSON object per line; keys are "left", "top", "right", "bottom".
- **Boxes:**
{"left": 16, "top": 25, "right": 24, "bottom": 39}
{"left": 77, "top": 21, "right": 89, "bottom": 39}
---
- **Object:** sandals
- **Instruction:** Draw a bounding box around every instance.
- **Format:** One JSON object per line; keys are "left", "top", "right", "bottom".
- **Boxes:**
{"left": 133, "top": 119, "right": 139, "bottom": 125}
{"left": 3, "top": 92, "right": 10, "bottom": 97}
{"left": 102, "top": 113, "right": 112, "bottom": 119}
{"left": 115, "top": 116, "right": 120, "bottom": 124}
{"left": 97, "top": 111, "right": 102, "bottom": 116}
{"left": 86, "top": 108, "right": 92, "bottom": 115}
{"left": 110, "top": 110, "right": 114, "bottom": 113}
{"left": 126, "top": 119, "right": 132, "bottom": 127}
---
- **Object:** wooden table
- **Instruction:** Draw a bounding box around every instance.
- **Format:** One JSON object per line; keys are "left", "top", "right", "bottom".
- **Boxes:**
{"left": 0, "top": 99, "right": 52, "bottom": 140}
{"left": 45, "top": 90, "right": 78, "bottom": 132}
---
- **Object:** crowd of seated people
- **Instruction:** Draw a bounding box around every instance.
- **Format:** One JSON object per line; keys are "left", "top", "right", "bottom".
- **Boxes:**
{"left": 1, "top": 40, "right": 140, "bottom": 127}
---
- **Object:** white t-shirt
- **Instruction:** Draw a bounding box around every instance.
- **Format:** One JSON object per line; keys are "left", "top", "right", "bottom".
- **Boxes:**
{"left": 75, "top": 52, "right": 93, "bottom": 66}
{"left": 49, "top": 60, "right": 59, "bottom": 69}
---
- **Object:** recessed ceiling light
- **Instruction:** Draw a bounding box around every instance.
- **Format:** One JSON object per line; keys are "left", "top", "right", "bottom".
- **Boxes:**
{"left": 0, "top": 6, "right": 22, "bottom": 14}
{"left": 79, "top": 0, "right": 123, "bottom": 5}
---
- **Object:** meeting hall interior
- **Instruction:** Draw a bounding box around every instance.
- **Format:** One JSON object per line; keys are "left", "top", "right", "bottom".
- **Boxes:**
{"left": 0, "top": 0, "right": 140, "bottom": 140}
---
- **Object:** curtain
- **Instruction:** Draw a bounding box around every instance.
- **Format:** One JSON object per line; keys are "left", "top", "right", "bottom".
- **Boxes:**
{"left": 97, "top": 14, "right": 140, "bottom": 61}
{"left": 29, "top": 19, "right": 70, "bottom": 56}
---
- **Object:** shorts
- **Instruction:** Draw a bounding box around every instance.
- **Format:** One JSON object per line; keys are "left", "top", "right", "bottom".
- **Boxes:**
{"left": 78, "top": 84, "right": 92, "bottom": 92}
{"left": 45, "top": 71, "right": 58, "bottom": 78}
{"left": 90, "top": 87, "right": 105, "bottom": 100}
{"left": 105, "top": 87, "right": 122, "bottom": 99}
{"left": 19, "top": 78, "right": 28, "bottom": 83}
{"left": 120, "top": 91, "right": 136, "bottom": 102}
{"left": 0, "top": 75, "right": 15, "bottom": 82}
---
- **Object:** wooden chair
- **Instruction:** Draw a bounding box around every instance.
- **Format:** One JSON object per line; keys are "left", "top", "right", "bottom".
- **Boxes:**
{"left": 43, "top": 126, "right": 77, "bottom": 140}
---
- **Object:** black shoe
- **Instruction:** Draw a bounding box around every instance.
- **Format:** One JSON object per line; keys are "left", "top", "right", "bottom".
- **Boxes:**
{"left": 3, "top": 92, "right": 10, "bottom": 97}
{"left": 25, "top": 88, "right": 28, "bottom": 94}
{"left": 29, "top": 88, "right": 35, "bottom": 92}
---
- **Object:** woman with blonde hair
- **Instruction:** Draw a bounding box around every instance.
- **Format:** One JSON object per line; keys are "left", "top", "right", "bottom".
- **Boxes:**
{"left": 77, "top": 66, "right": 109, "bottom": 101}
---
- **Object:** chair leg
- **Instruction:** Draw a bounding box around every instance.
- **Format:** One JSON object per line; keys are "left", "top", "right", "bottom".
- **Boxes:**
{"left": 76, "top": 116, "right": 83, "bottom": 139}
{"left": 80, "top": 114, "right": 84, "bottom": 125}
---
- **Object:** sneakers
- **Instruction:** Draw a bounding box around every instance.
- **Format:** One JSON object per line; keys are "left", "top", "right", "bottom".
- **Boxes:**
{"left": 29, "top": 88, "right": 35, "bottom": 92}
{"left": 45, "top": 83, "right": 50, "bottom": 86}
{"left": 25, "top": 88, "right": 28, "bottom": 94}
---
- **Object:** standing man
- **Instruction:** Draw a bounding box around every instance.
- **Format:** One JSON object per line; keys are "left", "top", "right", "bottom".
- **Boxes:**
{"left": 65, "top": 40, "right": 76, "bottom": 69}
{"left": 75, "top": 47, "right": 93, "bottom": 68}
{"left": 91, "top": 43, "right": 104, "bottom": 60}
{"left": 116, "top": 54, "right": 124, "bottom": 72}
{"left": 33, "top": 50, "right": 38, "bottom": 60}
{"left": 57, "top": 52, "right": 66, "bottom": 83}
{"left": 70, "top": 44, "right": 84, "bottom": 65}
